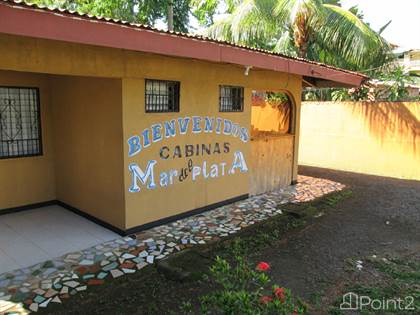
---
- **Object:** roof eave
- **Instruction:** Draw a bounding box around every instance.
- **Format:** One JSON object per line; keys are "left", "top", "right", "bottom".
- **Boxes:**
{"left": 0, "top": 1, "right": 366, "bottom": 87}
{"left": 303, "top": 77, "right": 367, "bottom": 88}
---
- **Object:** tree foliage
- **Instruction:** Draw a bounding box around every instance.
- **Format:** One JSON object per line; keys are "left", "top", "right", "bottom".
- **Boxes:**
{"left": 206, "top": 0, "right": 393, "bottom": 71}
{"left": 30, "top": 0, "right": 192, "bottom": 32}
{"left": 30, "top": 0, "right": 395, "bottom": 73}
{"left": 191, "top": 0, "right": 219, "bottom": 27}
{"left": 303, "top": 66, "right": 417, "bottom": 102}
{"left": 374, "top": 66, "right": 415, "bottom": 101}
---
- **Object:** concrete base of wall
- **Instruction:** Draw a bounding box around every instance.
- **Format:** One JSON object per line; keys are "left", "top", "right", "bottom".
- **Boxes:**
{"left": 0, "top": 194, "right": 249, "bottom": 236}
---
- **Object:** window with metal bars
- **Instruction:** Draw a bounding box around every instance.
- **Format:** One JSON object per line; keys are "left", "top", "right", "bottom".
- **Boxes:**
{"left": 145, "top": 79, "right": 180, "bottom": 113}
{"left": 0, "top": 87, "right": 42, "bottom": 159}
{"left": 219, "top": 85, "right": 244, "bottom": 112}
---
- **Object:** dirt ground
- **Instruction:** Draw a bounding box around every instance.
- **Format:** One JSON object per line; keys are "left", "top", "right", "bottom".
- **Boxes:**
{"left": 39, "top": 167, "right": 420, "bottom": 314}
{"left": 262, "top": 166, "right": 420, "bottom": 303}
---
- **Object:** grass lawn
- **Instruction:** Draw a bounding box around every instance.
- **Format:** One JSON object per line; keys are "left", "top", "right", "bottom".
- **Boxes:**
{"left": 38, "top": 189, "right": 418, "bottom": 314}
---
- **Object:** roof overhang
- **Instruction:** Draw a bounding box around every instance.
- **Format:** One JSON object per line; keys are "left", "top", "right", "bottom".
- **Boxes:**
{"left": 302, "top": 77, "right": 360, "bottom": 88}
{"left": 0, "top": 0, "right": 367, "bottom": 87}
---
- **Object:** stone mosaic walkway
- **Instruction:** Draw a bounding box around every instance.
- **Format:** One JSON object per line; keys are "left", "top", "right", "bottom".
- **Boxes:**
{"left": 0, "top": 175, "right": 344, "bottom": 314}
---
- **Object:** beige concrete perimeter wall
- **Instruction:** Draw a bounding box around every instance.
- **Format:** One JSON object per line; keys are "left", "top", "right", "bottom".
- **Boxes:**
{"left": 299, "top": 101, "right": 420, "bottom": 180}
{"left": 50, "top": 76, "right": 125, "bottom": 229}
{"left": 0, "top": 70, "right": 56, "bottom": 210}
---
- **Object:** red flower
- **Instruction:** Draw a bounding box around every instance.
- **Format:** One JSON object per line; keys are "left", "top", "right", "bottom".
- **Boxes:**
{"left": 256, "top": 262, "right": 270, "bottom": 271}
{"left": 260, "top": 295, "right": 273, "bottom": 305}
{"left": 291, "top": 312, "right": 298, "bottom": 315}
{"left": 274, "top": 287, "right": 286, "bottom": 302}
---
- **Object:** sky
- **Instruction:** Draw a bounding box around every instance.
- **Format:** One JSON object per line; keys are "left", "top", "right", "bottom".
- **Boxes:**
{"left": 340, "top": 0, "right": 420, "bottom": 50}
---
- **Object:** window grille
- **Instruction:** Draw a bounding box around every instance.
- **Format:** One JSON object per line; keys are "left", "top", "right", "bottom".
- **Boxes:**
{"left": 145, "top": 79, "right": 180, "bottom": 113}
{"left": 219, "top": 86, "right": 244, "bottom": 112}
{"left": 0, "top": 87, "right": 42, "bottom": 159}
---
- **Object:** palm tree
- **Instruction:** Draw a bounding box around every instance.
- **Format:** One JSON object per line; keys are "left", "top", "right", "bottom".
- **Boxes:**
{"left": 206, "top": 0, "right": 392, "bottom": 71}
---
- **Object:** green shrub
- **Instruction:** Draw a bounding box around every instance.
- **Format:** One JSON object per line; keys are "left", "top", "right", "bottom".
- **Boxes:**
{"left": 199, "top": 255, "right": 306, "bottom": 315}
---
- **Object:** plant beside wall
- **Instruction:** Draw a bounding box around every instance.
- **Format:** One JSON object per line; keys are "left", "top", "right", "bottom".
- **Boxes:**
{"left": 302, "top": 66, "right": 420, "bottom": 102}
{"left": 373, "top": 66, "right": 417, "bottom": 101}
{"left": 197, "top": 255, "right": 306, "bottom": 315}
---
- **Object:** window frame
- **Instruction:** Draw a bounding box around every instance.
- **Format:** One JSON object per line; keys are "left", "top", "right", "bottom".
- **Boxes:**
{"left": 219, "top": 85, "right": 244, "bottom": 112}
{"left": 0, "top": 86, "right": 43, "bottom": 160}
{"left": 145, "top": 79, "right": 180, "bottom": 113}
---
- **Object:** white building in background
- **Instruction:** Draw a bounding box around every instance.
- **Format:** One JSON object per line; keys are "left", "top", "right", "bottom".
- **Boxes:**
{"left": 397, "top": 49, "right": 420, "bottom": 75}
{"left": 393, "top": 49, "right": 420, "bottom": 97}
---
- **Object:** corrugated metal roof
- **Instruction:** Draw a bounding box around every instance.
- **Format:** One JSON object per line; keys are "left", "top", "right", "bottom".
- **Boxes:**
{"left": 0, "top": 0, "right": 368, "bottom": 84}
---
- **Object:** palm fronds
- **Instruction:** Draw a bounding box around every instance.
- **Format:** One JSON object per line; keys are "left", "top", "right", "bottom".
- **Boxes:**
{"left": 204, "top": 0, "right": 393, "bottom": 71}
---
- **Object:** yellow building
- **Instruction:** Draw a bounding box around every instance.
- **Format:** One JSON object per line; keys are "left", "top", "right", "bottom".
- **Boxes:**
{"left": 0, "top": 0, "right": 366, "bottom": 234}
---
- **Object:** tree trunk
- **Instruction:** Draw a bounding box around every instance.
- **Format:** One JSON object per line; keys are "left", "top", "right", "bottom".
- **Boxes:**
{"left": 298, "top": 42, "right": 308, "bottom": 59}
{"left": 294, "top": 12, "right": 309, "bottom": 59}
{"left": 167, "top": 0, "right": 174, "bottom": 31}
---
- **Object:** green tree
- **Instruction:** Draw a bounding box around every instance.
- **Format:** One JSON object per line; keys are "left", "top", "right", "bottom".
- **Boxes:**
{"left": 206, "top": 0, "right": 393, "bottom": 71}
{"left": 191, "top": 0, "right": 219, "bottom": 27}
{"left": 30, "top": 0, "right": 193, "bottom": 32}
{"left": 374, "top": 66, "right": 414, "bottom": 101}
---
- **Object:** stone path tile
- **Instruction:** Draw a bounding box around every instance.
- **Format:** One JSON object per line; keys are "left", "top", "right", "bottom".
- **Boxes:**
{"left": 0, "top": 175, "right": 344, "bottom": 313}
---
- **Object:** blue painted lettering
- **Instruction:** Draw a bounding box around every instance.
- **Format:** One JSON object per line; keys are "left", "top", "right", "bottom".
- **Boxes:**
{"left": 142, "top": 129, "right": 151, "bottom": 148}
{"left": 229, "top": 151, "right": 248, "bottom": 174}
{"left": 164, "top": 120, "right": 176, "bottom": 138}
{"left": 223, "top": 119, "right": 233, "bottom": 135}
{"left": 204, "top": 117, "right": 215, "bottom": 133}
{"left": 128, "top": 161, "right": 157, "bottom": 192}
{"left": 127, "top": 135, "right": 141, "bottom": 157}
{"left": 151, "top": 124, "right": 163, "bottom": 142}
{"left": 192, "top": 116, "right": 202, "bottom": 133}
{"left": 178, "top": 117, "right": 191, "bottom": 134}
